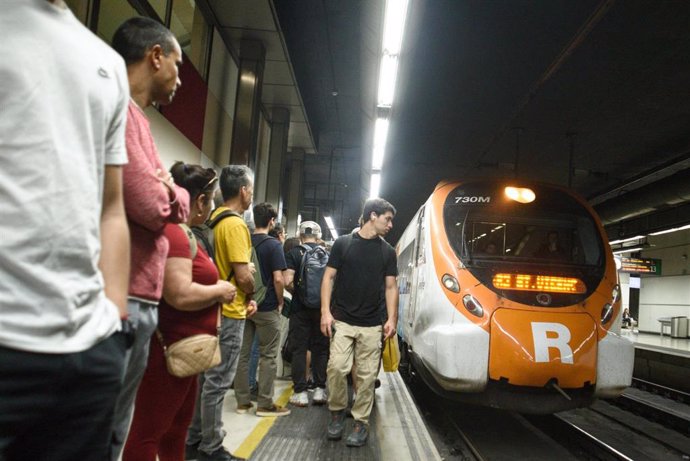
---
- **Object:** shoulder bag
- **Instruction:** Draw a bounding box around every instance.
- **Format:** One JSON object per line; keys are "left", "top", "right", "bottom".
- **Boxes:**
{"left": 155, "top": 308, "right": 221, "bottom": 378}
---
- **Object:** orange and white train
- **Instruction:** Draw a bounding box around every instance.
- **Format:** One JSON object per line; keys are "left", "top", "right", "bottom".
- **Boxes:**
{"left": 396, "top": 179, "right": 634, "bottom": 413}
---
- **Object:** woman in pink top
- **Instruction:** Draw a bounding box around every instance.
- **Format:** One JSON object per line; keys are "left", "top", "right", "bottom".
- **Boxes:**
{"left": 123, "top": 163, "right": 236, "bottom": 461}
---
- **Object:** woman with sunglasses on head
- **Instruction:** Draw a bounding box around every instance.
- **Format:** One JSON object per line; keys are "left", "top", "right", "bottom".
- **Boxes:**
{"left": 124, "top": 163, "right": 236, "bottom": 461}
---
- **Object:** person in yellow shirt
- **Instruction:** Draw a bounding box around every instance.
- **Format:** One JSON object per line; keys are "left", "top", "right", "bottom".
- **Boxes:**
{"left": 186, "top": 165, "right": 257, "bottom": 461}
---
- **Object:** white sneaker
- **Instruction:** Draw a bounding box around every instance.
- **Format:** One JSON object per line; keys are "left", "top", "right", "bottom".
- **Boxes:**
{"left": 289, "top": 391, "right": 309, "bottom": 407}
{"left": 313, "top": 387, "right": 327, "bottom": 405}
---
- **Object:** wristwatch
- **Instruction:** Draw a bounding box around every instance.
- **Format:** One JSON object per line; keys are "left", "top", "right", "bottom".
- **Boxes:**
{"left": 117, "top": 318, "right": 136, "bottom": 349}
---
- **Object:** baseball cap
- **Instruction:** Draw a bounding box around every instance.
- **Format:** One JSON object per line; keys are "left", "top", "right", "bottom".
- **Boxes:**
{"left": 299, "top": 221, "right": 322, "bottom": 239}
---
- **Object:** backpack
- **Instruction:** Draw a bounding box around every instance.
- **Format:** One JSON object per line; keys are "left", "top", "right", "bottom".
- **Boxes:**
{"left": 192, "top": 211, "right": 267, "bottom": 306}
{"left": 191, "top": 210, "right": 241, "bottom": 259}
{"left": 295, "top": 244, "right": 330, "bottom": 309}
{"left": 250, "top": 235, "right": 272, "bottom": 307}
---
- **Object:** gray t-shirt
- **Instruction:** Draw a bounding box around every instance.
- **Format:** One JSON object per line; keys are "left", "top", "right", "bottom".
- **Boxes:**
{"left": 0, "top": 0, "right": 129, "bottom": 353}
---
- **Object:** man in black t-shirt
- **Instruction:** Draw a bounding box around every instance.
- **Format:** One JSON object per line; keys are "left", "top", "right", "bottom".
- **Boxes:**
{"left": 284, "top": 221, "right": 330, "bottom": 407}
{"left": 320, "top": 198, "right": 398, "bottom": 447}
{"left": 234, "top": 203, "right": 290, "bottom": 417}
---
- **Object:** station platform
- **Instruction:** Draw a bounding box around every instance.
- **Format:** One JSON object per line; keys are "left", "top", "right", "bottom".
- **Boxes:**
{"left": 217, "top": 371, "right": 441, "bottom": 460}
{"left": 623, "top": 330, "right": 690, "bottom": 394}
{"left": 622, "top": 329, "right": 690, "bottom": 358}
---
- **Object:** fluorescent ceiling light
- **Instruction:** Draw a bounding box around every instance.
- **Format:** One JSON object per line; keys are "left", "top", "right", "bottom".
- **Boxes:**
{"left": 370, "top": 173, "right": 381, "bottom": 199}
{"left": 609, "top": 235, "right": 645, "bottom": 245}
{"left": 649, "top": 224, "right": 690, "bottom": 236}
{"left": 382, "top": 0, "right": 409, "bottom": 55}
{"left": 612, "top": 246, "right": 644, "bottom": 255}
{"left": 377, "top": 54, "right": 399, "bottom": 107}
{"left": 324, "top": 216, "right": 338, "bottom": 239}
{"left": 372, "top": 118, "right": 389, "bottom": 169}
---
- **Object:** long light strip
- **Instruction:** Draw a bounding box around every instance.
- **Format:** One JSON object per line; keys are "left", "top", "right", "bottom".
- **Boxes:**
{"left": 609, "top": 235, "right": 645, "bottom": 245}
{"left": 612, "top": 246, "right": 644, "bottom": 255}
{"left": 372, "top": 118, "right": 389, "bottom": 170}
{"left": 648, "top": 224, "right": 690, "bottom": 236}
{"left": 370, "top": 0, "right": 409, "bottom": 198}
{"left": 377, "top": 54, "right": 400, "bottom": 107}
{"left": 324, "top": 215, "right": 339, "bottom": 240}
{"left": 369, "top": 173, "right": 381, "bottom": 199}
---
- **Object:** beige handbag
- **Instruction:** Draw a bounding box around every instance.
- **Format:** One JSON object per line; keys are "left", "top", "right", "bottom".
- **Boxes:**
{"left": 156, "top": 309, "right": 221, "bottom": 378}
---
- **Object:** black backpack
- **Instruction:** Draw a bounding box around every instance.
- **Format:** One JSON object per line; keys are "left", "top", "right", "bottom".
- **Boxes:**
{"left": 295, "top": 244, "right": 329, "bottom": 309}
{"left": 191, "top": 210, "right": 241, "bottom": 259}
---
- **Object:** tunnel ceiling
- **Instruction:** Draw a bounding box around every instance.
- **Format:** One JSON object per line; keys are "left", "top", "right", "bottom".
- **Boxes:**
{"left": 275, "top": 0, "right": 690, "bottom": 242}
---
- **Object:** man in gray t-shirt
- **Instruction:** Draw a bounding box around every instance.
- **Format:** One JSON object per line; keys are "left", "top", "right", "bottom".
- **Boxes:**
{"left": 0, "top": 1, "right": 130, "bottom": 460}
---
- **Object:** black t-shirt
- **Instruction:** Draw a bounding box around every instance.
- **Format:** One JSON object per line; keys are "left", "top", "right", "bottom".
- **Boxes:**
{"left": 327, "top": 233, "right": 398, "bottom": 327}
{"left": 252, "top": 234, "right": 287, "bottom": 311}
{"left": 285, "top": 241, "right": 321, "bottom": 311}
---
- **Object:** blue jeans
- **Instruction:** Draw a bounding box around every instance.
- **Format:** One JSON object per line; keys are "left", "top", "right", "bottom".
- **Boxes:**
{"left": 0, "top": 334, "right": 126, "bottom": 461}
{"left": 109, "top": 299, "right": 158, "bottom": 461}
{"left": 187, "top": 317, "right": 245, "bottom": 455}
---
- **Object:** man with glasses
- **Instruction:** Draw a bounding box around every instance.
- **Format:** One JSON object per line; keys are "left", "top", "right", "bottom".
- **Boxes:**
{"left": 109, "top": 17, "right": 190, "bottom": 460}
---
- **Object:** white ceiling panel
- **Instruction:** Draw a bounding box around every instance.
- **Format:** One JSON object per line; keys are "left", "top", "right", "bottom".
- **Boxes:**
{"left": 261, "top": 84, "right": 301, "bottom": 106}
{"left": 263, "top": 60, "right": 293, "bottom": 85}
{"left": 221, "top": 28, "right": 285, "bottom": 62}
{"left": 209, "top": 0, "right": 276, "bottom": 31}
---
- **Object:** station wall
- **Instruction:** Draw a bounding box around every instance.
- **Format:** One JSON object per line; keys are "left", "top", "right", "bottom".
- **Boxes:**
{"left": 639, "top": 275, "right": 690, "bottom": 333}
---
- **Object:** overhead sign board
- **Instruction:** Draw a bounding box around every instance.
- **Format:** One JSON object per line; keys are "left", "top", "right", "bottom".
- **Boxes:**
{"left": 619, "top": 257, "right": 662, "bottom": 275}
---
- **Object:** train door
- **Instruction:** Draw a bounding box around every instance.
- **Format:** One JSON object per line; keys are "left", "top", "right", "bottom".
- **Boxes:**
{"left": 407, "top": 206, "right": 426, "bottom": 329}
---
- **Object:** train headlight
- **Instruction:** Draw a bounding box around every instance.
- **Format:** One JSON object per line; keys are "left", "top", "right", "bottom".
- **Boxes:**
{"left": 462, "top": 295, "right": 484, "bottom": 317}
{"left": 611, "top": 284, "right": 620, "bottom": 303}
{"left": 504, "top": 186, "right": 536, "bottom": 204}
{"left": 442, "top": 274, "right": 460, "bottom": 292}
{"left": 601, "top": 303, "right": 613, "bottom": 324}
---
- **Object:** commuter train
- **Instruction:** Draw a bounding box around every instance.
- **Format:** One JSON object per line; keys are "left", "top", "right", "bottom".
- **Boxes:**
{"left": 396, "top": 179, "right": 634, "bottom": 413}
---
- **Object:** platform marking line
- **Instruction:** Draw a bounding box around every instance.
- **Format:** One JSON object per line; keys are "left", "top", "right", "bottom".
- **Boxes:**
{"left": 234, "top": 385, "right": 293, "bottom": 459}
{"left": 386, "top": 372, "right": 442, "bottom": 460}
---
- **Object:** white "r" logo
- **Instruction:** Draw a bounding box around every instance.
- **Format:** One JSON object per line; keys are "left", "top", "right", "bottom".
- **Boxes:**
{"left": 531, "top": 322, "right": 574, "bottom": 364}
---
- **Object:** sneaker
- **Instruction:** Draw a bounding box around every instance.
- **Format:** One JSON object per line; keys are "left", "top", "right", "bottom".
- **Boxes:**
{"left": 345, "top": 421, "right": 369, "bottom": 447}
{"left": 307, "top": 379, "right": 316, "bottom": 391}
{"left": 256, "top": 404, "right": 291, "bottom": 417}
{"left": 312, "top": 387, "right": 327, "bottom": 405}
{"left": 185, "top": 442, "right": 200, "bottom": 460}
{"left": 236, "top": 402, "right": 253, "bottom": 414}
{"left": 289, "top": 391, "right": 309, "bottom": 407}
{"left": 198, "top": 446, "right": 246, "bottom": 461}
{"left": 327, "top": 410, "right": 346, "bottom": 440}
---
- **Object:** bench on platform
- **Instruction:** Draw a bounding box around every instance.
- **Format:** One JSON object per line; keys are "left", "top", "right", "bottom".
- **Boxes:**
{"left": 658, "top": 317, "right": 672, "bottom": 336}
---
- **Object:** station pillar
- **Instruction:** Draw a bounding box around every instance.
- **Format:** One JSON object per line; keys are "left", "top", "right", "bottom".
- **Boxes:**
{"left": 230, "top": 40, "right": 265, "bottom": 167}
{"left": 285, "top": 149, "right": 305, "bottom": 238}
{"left": 266, "top": 107, "right": 290, "bottom": 219}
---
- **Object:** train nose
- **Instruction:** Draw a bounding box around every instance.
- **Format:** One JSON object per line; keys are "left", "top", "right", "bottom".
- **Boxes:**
{"left": 489, "top": 309, "right": 597, "bottom": 388}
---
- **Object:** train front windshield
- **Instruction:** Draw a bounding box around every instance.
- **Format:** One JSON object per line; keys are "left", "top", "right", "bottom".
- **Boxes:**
{"left": 443, "top": 184, "right": 605, "bottom": 271}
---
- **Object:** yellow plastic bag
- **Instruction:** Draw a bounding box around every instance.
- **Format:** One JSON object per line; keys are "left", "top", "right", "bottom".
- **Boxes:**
{"left": 382, "top": 335, "right": 400, "bottom": 372}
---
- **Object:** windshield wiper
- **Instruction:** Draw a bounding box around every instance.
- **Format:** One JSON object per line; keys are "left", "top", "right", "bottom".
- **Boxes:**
{"left": 460, "top": 210, "right": 472, "bottom": 265}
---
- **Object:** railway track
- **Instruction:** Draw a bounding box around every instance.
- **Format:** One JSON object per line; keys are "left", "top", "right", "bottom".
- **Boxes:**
{"left": 409, "top": 378, "right": 690, "bottom": 460}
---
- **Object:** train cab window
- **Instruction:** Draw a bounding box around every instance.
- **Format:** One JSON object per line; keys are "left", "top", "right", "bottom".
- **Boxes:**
{"left": 444, "top": 184, "right": 604, "bottom": 269}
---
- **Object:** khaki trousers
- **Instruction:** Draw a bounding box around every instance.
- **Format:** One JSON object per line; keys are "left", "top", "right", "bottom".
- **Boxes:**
{"left": 327, "top": 320, "right": 382, "bottom": 425}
